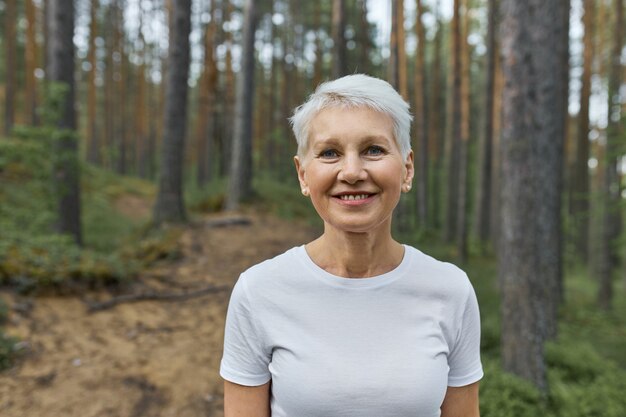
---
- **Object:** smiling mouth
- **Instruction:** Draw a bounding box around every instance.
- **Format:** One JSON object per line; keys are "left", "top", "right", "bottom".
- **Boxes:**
{"left": 333, "top": 193, "right": 375, "bottom": 201}
{"left": 339, "top": 194, "right": 370, "bottom": 201}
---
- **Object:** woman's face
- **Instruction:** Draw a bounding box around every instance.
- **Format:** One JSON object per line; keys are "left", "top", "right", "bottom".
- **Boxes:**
{"left": 294, "top": 107, "right": 414, "bottom": 234}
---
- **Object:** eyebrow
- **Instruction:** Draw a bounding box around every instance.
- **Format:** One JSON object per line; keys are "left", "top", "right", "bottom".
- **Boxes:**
{"left": 311, "top": 135, "right": 393, "bottom": 147}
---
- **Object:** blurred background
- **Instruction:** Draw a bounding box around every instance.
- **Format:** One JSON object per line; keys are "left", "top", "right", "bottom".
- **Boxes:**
{"left": 0, "top": 0, "right": 624, "bottom": 416}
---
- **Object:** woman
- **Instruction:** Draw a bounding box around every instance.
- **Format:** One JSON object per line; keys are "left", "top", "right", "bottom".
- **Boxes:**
{"left": 220, "top": 74, "right": 483, "bottom": 417}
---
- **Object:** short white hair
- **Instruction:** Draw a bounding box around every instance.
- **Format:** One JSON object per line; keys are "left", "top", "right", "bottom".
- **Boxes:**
{"left": 289, "top": 74, "right": 413, "bottom": 158}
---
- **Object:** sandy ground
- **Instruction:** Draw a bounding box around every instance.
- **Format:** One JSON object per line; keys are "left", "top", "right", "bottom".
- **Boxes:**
{"left": 0, "top": 208, "right": 318, "bottom": 417}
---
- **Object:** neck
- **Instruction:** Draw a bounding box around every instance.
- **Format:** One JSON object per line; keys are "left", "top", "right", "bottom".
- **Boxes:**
{"left": 306, "top": 223, "right": 404, "bottom": 278}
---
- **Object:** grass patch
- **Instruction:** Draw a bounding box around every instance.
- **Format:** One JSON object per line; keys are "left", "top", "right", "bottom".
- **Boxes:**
{"left": 0, "top": 133, "right": 172, "bottom": 294}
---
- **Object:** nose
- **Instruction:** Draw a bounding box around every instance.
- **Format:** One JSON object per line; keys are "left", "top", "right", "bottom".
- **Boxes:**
{"left": 338, "top": 153, "right": 367, "bottom": 184}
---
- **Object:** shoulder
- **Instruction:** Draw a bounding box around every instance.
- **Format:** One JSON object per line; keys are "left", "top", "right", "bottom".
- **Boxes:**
{"left": 236, "top": 245, "right": 305, "bottom": 293}
{"left": 403, "top": 245, "right": 473, "bottom": 306}
{"left": 405, "top": 246, "right": 471, "bottom": 288}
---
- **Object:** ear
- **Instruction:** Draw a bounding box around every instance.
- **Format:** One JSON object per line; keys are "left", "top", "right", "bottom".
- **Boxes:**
{"left": 403, "top": 150, "right": 415, "bottom": 193}
{"left": 294, "top": 155, "right": 309, "bottom": 196}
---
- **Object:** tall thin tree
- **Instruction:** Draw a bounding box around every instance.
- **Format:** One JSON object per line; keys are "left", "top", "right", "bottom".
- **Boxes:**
{"left": 499, "top": 0, "right": 568, "bottom": 391}
{"left": 153, "top": 0, "right": 192, "bottom": 224}
{"left": 25, "top": 0, "right": 40, "bottom": 126}
{"left": 4, "top": 0, "right": 17, "bottom": 135}
{"left": 225, "top": 0, "right": 258, "bottom": 210}
{"left": 598, "top": 0, "right": 623, "bottom": 310}
{"left": 457, "top": 0, "right": 472, "bottom": 263}
{"left": 414, "top": 0, "right": 428, "bottom": 226}
{"left": 572, "top": 0, "right": 594, "bottom": 263}
{"left": 331, "top": 0, "right": 347, "bottom": 78}
{"left": 47, "top": 0, "right": 82, "bottom": 245}
{"left": 444, "top": 0, "right": 462, "bottom": 243}
{"left": 86, "top": 0, "right": 100, "bottom": 165}
{"left": 475, "top": 0, "right": 498, "bottom": 252}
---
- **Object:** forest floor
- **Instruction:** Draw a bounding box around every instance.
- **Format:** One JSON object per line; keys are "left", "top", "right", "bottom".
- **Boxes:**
{"left": 0, "top": 195, "right": 318, "bottom": 417}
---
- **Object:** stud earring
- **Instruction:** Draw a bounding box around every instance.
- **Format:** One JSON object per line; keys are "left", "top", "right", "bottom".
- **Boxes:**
{"left": 302, "top": 188, "right": 309, "bottom": 196}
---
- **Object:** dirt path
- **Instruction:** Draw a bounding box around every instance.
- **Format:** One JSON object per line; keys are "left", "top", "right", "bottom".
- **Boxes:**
{"left": 0, "top": 210, "right": 318, "bottom": 417}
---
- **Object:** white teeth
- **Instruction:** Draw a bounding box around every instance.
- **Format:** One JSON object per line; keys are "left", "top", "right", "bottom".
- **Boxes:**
{"left": 340, "top": 194, "right": 369, "bottom": 201}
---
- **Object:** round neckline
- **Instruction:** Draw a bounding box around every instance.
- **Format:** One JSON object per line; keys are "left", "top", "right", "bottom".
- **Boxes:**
{"left": 296, "top": 244, "right": 412, "bottom": 289}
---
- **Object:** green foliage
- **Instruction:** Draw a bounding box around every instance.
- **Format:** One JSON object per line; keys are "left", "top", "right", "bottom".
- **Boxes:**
{"left": 0, "top": 298, "right": 8, "bottom": 325}
{"left": 546, "top": 342, "right": 626, "bottom": 417}
{"left": 186, "top": 179, "right": 227, "bottom": 213}
{"left": 0, "top": 129, "right": 165, "bottom": 294}
{"left": 480, "top": 358, "right": 548, "bottom": 417}
{"left": 0, "top": 299, "right": 16, "bottom": 372}
{"left": 0, "top": 332, "right": 17, "bottom": 371}
{"left": 0, "top": 233, "right": 136, "bottom": 293}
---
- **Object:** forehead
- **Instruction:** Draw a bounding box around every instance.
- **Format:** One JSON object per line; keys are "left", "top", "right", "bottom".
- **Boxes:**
{"left": 308, "top": 106, "right": 395, "bottom": 143}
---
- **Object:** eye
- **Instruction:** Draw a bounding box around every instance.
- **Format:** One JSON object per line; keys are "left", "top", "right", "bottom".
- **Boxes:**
{"left": 365, "top": 146, "right": 385, "bottom": 156}
{"left": 319, "top": 149, "right": 339, "bottom": 158}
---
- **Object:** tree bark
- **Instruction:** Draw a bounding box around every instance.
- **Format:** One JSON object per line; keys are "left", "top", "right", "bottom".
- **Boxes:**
{"left": 25, "top": 0, "right": 40, "bottom": 126}
{"left": 221, "top": 0, "right": 236, "bottom": 177}
{"left": 4, "top": 0, "right": 17, "bottom": 135}
{"left": 572, "top": 0, "right": 594, "bottom": 263}
{"left": 134, "top": 4, "right": 148, "bottom": 178}
{"left": 414, "top": 0, "right": 428, "bottom": 227}
{"left": 153, "top": 0, "right": 192, "bottom": 224}
{"left": 430, "top": 0, "right": 444, "bottom": 229}
{"left": 225, "top": 0, "right": 258, "bottom": 210}
{"left": 87, "top": 0, "right": 100, "bottom": 165}
{"left": 444, "top": 0, "right": 462, "bottom": 243}
{"left": 598, "top": 0, "right": 623, "bottom": 311}
{"left": 388, "top": 0, "right": 408, "bottom": 99}
{"left": 331, "top": 0, "right": 347, "bottom": 78}
{"left": 357, "top": 0, "right": 370, "bottom": 74}
{"left": 499, "top": 0, "right": 568, "bottom": 391}
{"left": 457, "top": 0, "right": 471, "bottom": 264}
{"left": 195, "top": 2, "right": 217, "bottom": 186}
{"left": 47, "top": 0, "right": 82, "bottom": 245}
{"left": 475, "top": 0, "right": 498, "bottom": 253}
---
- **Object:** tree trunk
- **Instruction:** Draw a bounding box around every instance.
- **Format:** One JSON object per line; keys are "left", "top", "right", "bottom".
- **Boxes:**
{"left": 87, "top": 0, "right": 100, "bottom": 165}
{"left": 388, "top": 0, "right": 408, "bottom": 99}
{"left": 357, "top": 0, "right": 370, "bottom": 74}
{"left": 313, "top": 1, "right": 324, "bottom": 87}
{"left": 475, "top": 0, "right": 498, "bottom": 253}
{"left": 430, "top": 0, "right": 444, "bottom": 229}
{"left": 134, "top": 5, "right": 147, "bottom": 178}
{"left": 598, "top": 0, "right": 623, "bottom": 311}
{"left": 414, "top": 0, "right": 428, "bottom": 227}
{"left": 103, "top": 5, "right": 115, "bottom": 169}
{"left": 225, "top": 0, "right": 258, "bottom": 210}
{"left": 153, "top": 0, "right": 192, "bottom": 224}
{"left": 113, "top": 0, "right": 127, "bottom": 175}
{"left": 46, "top": 0, "right": 82, "bottom": 245}
{"left": 195, "top": 3, "right": 217, "bottom": 187}
{"left": 331, "top": 0, "right": 347, "bottom": 78}
{"left": 221, "top": 1, "right": 236, "bottom": 177}
{"left": 573, "top": 0, "right": 594, "bottom": 264}
{"left": 4, "top": 0, "right": 17, "bottom": 135}
{"left": 444, "top": 0, "right": 462, "bottom": 243}
{"left": 457, "top": 0, "right": 471, "bottom": 264}
{"left": 499, "top": 0, "right": 568, "bottom": 392}
{"left": 25, "top": 0, "right": 40, "bottom": 126}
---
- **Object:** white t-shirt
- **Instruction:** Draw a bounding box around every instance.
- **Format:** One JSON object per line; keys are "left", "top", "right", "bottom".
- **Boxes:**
{"left": 220, "top": 245, "right": 483, "bottom": 417}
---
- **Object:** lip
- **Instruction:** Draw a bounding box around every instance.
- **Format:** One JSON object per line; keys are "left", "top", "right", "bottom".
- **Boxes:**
{"left": 332, "top": 192, "right": 377, "bottom": 206}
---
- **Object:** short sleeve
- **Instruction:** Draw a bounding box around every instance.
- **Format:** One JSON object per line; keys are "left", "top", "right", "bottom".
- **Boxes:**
{"left": 447, "top": 282, "right": 483, "bottom": 387}
{"left": 220, "top": 275, "right": 272, "bottom": 386}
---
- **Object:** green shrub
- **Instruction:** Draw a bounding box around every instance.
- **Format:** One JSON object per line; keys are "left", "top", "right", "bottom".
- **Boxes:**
{"left": 546, "top": 341, "right": 626, "bottom": 417}
{"left": 480, "top": 358, "right": 548, "bottom": 417}
{"left": 0, "top": 332, "right": 17, "bottom": 371}
{"left": 0, "top": 232, "right": 138, "bottom": 293}
{"left": 0, "top": 299, "right": 7, "bottom": 325}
